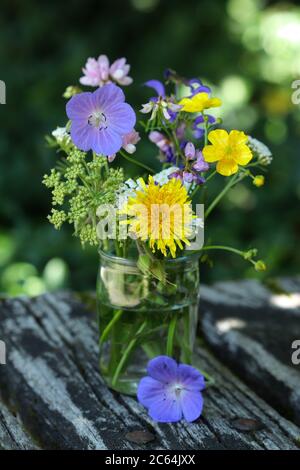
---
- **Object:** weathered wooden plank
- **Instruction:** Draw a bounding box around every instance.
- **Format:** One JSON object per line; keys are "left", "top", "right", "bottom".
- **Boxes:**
{"left": 0, "top": 400, "right": 37, "bottom": 449}
{"left": 0, "top": 291, "right": 300, "bottom": 450}
{"left": 200, "top": 277, "right": 300, "bottom": 425}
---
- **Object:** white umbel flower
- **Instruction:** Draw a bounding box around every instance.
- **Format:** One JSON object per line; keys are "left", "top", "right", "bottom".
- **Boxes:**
{"left": 247, "top": 136, "right": 272, "bottom": 166}
{"left": 52, "top": 126, "right": 70, "bottom": 144}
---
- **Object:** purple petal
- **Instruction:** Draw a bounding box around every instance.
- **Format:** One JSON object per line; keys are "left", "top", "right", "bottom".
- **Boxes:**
{"left": 92, "top": 83, "right": 125, "bottom": 111}
{"left": 66, "top": 92, "right": 94, "bottom": 120}
{"left": 191, "top": 85, "right": 211, "bottom": 96}
{"left": 185, "top": 142, "right": 196, "bottom": 159}
{"left": 167, "top": 110, "right": 178, "bottom": 122}
{"left": 148, "top": 396, "right": 182, "bottom": 423}
{"left": 108, "top": 102, "right": 136, "bottom": 134}
{"left": 194, "top": 115, "right": 216, "bottom": 126}
{"left": 177, "top": 364, "right": 205, "bottom": 391}
{"left": 193, "top": 151, "right": 210, "bottom": 172}
{"left": 183, "top": 171, "right": 194, "bottom": 183}
{"left": 144, "top": 80, "right": 165, "bottom": 97}
{"left": 92, "top": 127, "right": 123, "bottom": 155}
{"left": 137, "top": 377, "right": 166, "bottom": 408}
{"left": 147, "top": 356, "right": 177, "bottom": 383}
{"left": 70, "top": 120, "right": 93, "bottom": 151}
{"left": 180, "top": 390, "right": 203, "bottom": 422}
{"left": 193, "top": 129, "right": 205, "bottom": 139}
{"left": 195, "top": 175, "right": 206, "bottom": 185}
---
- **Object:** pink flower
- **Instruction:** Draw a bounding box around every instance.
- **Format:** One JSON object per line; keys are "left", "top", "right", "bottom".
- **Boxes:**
{"left": 80, "top": 55, "right": 133, "bottom": 87}
{"left": 80, "top": 55, "right": 110, "bottom": 87}
{"left": 122, "top": 130, "right": 140, "bottom": 154}
{"left": 110, "top": 58, "right": 133, "bottom": 85}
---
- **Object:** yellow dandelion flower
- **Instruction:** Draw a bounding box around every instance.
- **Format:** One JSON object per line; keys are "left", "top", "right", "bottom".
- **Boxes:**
{"left": 120, "top": 176, "right": 194, "bottom": 258}
{"left": 202, "top": 129, "right": 253, "bottom": 176}
{"left": 178, "top": 92, "right": 222, "bottom": 113}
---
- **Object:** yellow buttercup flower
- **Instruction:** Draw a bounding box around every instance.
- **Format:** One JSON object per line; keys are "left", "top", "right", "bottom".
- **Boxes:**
{"left": 202, "top": 129, "right": 253, "bottom": 176}
{"left": 120, "top": 176, "right": 193, "bottom": 258}
{"left": 179, "top": 92, "right": 222, "bottom": 113}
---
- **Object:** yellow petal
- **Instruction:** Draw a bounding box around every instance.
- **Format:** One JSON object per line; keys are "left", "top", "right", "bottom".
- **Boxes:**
{"left": 207, "top": 97, "right": 222, "bottom": 108}
{"left": 178, "top": 97, "right": 195, "bottom": 112}
{"left": 234, "top": 145, "right": 253, "bottom": 165}
{"left": 208, "top": 129, "right": 229, "bottom": 147}
{"left": 229, "top": 130, "right": 248, "bottom": 146}
{"left": 203, "top": 145, "right": 222, "bottom": 162}
{"left": 216, "top": 159, "right": 238, "bottom": 176}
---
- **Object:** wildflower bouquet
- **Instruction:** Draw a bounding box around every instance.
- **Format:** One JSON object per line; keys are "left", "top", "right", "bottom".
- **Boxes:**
{"left": 43, "top": 54, "right": 271, "bottom": 422}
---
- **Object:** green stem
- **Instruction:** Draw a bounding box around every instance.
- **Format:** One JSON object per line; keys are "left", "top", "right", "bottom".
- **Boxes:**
{"left": 120, "top": 150, "right": 155, "bottom": 174}
{"left": 201, "top": 245, "right": 245, "bottom": 256}
{"left": 172, "top": 130, "right": 182, "bottom": 166}
{"left": 111, "top": 321, "right": 147, "bottom": 387}
{"left": 199, "top": 245, "right": 256, "bottom": 266}
{"left": 205, "top": 170, "right": 217, "bottom": 182}
{"left": 166, "top": 315, "right": 177, "bottom": 357}
{"left": 203, "top": 112, "right": 208, "bottom": 146}
{"left": 182, "top": 310, "right": 192, "bottom": 364}
{"left": 205, "top": 173, "right": 245, "bottom": 218}
{"left": 99, "top": 309, "right": 123, "bottom": 345}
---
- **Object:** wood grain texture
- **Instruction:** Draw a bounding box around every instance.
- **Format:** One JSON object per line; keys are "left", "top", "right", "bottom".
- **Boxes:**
{"left": 0, "top": 290, "right": 299, "bottom": 450}
{"left": 200, "top": 277, "right": 300, "bottom": 425}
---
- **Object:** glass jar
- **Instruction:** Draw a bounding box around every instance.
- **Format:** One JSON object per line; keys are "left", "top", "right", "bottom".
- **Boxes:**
{"left": 96, "top": 250, "right": 200, "bottom": 395}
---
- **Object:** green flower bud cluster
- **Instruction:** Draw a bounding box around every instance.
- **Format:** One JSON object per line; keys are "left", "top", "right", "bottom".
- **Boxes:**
{"left": 43, "top": 147, "right": 124, "bottom": 247}
{"left": 243, "top": 249, "right": 267, "bottom": 272}
{"left": 48, "top": 209, "right": 67, "bottom": 230}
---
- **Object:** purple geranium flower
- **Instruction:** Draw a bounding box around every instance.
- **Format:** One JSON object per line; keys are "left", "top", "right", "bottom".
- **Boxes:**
{"left": 137, "top": 356, "right": 205, "bottom": 423}
{"left": 66, "top": 83, "right": 136, "bottom": 156}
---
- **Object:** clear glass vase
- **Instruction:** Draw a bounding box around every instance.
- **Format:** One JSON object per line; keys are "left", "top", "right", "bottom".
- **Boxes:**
{"left": 96, "top": 249, "right": 200, "bottom": 395}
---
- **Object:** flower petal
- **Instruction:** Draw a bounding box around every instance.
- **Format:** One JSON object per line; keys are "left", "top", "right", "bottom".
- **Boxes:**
{"left": 118, "top": 76, "right": 133, "bottom": 85}
{"left": 91, "top": 127, "right": 123, "bottom": 156}
{"left": 70, "top": 120, "right": 93, "bottom": 151}
{"left": 108, "top": 103, "right": 136, "bottom": 134}
{"left": 148, "top": 396, "right": 182, "bottom": 423}
{"left": 229, "top": 130, "right": 248, "bottom": 146}
{"left": 202, "top": 145, "right": 221, "bottom": 162}
{"left": 178, "top": 364, "right": 205, "bottom": 391}
{"left": 216, "top": 159, "right": 238, "bottom": 176}
{"left": 66, "top": 92, "right": 94, "bottom": 120}
{"left": 92, "top": 83, "right": 125, "bottom": 111}
{"left": 144, "top": 80, "right": 166, "bottom": 97}
{"left": 207, "top": 97, "right": 222, "bottom": 108}
{"left": 234, "top": 145, "right": 253, "bottom": 166}
{"left": 208, "top": 129, "right": 228, "bottom": 146}
{"left": 180, "top": 390, "right": 203, "bottom": 422}
{"left": 137, "top": 376, "right": 166, "bottom": 408}
{"left": 147, "top": 355, "right": 178, "bottom": 383}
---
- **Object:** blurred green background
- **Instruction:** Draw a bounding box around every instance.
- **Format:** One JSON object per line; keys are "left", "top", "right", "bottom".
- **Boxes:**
{"left": 0, "top": 0, "right": 299, "bottom": 296}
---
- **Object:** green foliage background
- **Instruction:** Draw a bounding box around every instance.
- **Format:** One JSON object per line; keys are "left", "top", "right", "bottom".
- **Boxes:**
{"left": 0, "top": 0, "right": 299, "bottom": 295}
